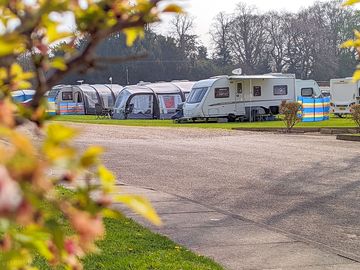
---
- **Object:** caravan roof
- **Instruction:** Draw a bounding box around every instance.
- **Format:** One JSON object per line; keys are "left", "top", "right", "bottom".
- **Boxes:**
{"left": 104, "top": 84, "right": 123, "bottom": 96}
{"left": 146, "top": 82, "right": 182, "bottom": 94}
{"left": 123, "top": 82, "right": 195, "bottom": 95}
{"left": 122, "top": 85, "right": 154, "bottom": 95}
{"left": 170, "top": 81, "right": 195, "bottom": 93}
{"left": 229, "top": 73, "right": 296, "bottom": 80}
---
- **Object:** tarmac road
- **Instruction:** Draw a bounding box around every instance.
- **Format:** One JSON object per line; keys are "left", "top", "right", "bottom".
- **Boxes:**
{"left": 71, "top": 123, "right": 360, "bottom": 261}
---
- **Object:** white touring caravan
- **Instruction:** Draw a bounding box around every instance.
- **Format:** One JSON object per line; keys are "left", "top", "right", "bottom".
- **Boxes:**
{"left": 330, "top": 78, "right": 360, "bottom": 116}
{"left": 183, "top": 73, "right": 322, "bottom": 122}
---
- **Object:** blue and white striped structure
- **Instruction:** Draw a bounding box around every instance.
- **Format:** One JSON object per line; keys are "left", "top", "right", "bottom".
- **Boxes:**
{"left": 297, "top": 97, "right": 330, "bottom": 122}
{"left": 11, "top": 90, "right": 35, "bottom": 103}
{"left": 46, "top": 98, "right": 57, "bottom": 116}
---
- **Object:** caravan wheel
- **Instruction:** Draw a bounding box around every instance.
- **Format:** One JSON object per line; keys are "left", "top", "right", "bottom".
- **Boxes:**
{"left": 227, "top": 114, "right": 236, "bottom": 122}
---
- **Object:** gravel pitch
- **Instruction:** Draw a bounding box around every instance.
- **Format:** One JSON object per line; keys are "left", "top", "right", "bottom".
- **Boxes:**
{"left": 67, "top": 123, "right": 360, "bottom": 259}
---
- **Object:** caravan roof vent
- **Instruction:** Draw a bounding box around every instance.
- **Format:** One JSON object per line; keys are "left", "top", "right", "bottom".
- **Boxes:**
{"left": 137, "top": 81, "right": 151, "bottom": 86}
{"left": 232, "top": 68, "right": 242, "bottom": 75}
{"left": 210, "top": 75, "right": 228, "bottom": 79}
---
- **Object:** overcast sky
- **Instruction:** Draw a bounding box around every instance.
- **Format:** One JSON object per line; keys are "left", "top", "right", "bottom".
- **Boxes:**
{"left": 158, "top": 0, "right": 318, "bottom": 48}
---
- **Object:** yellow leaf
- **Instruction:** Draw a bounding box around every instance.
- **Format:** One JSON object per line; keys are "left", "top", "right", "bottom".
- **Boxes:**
{"left": 354, "top": 30, "right": 360, "bottom": 39}
{"left": 352, "top": 70, "right": 360, "bottom": 82}
{"left": 0, "top": 34, "right": 26, "bottom": 57}
{"left": 10, "top": 63, "right": 33, "bottom": 80}
{"left": 98, "top": 165, "right": 115, "bottom": 193}
{"left": 9, "top": 63, "right": 34, "bottom": 90}
{"left": 115, "top": 194, "right": 162, "bottom": 226}
{"left": 50, "top": 57, "right": 67, "bottom": 71}
{"left": 340, "top": 39, "right": 356, "bottom": 48}
{"left": 123, "top": 27, "right": 144, "bottom": 47}
{"left": 45, "top": 20, "right": 73, "bottom": 44}
{"left": 0, "top": 127, "right": 35, "bottom": 155}
{"left": 80, "top": 146, "right": 103, "bottom": 167}
{"left": 162, "top": 4, "right": 183, "bottom": 13}
{"left": 43, "top": 145, "right": 76, "bottom": 162}
{"left": 343, "top": 0, "right": 360, "bottom": 6}
{"left": 46, "top": 124, "right": 77, "bottom": 144}
{"left": 101, "top": 208, "right": 123, "bottom": 219}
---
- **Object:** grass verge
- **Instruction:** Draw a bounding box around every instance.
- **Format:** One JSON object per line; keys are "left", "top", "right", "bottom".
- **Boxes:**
{"left": 34, "top": 188, "right": 223, "bottom": 270}
{"left": 53, "top": 115, "right": 357, "bottom": 130}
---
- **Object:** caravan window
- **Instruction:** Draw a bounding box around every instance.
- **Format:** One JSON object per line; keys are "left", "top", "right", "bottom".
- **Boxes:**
{"left": 159, "top": 94, "right": 182, "bottom": 114}
{"left": 301, "top": 88, "right": 313, "bottom": 97}
{"left": 237, "top": 83, "right": 242, "bottom": 94}
{"left": 82, "top": 91, "right": 99, "bottom": 108}
{"left": 62, "top": 92, "right": 73, "bottom": 101}
{"left": 129, "top": 95, "right": 153, "bottom": 115}
{"left": 215, "top": 87, "right": 230, "bottom": 98}
{"left": 74, "top": 92, "right": 82, "bottom": 103}
{"left": 273, "top": 85, "right": 288, "bottom": 96}
{"left": 187, "top": 87, "right": 208, "bottom": 104}
{"left": 115, "top": 91, "right": 131, "bottom": 109}
{"left": 253, "top": 86, "right": 261, "bottom": 97}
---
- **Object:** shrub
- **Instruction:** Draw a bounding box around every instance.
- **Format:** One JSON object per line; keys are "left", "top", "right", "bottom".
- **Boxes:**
{"left": 0, "top": 1, "right": 180, "bottom": 269}
{"left": 280, "top": 101, "right": 303, "bottom": 132}
{"left": 351, "top": 104, "right": 360, "bottom": 131}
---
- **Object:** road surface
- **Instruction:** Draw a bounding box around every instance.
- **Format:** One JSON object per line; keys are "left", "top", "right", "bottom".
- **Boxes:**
{"left": 70, "top": 123, "right": 360, "bottom": 261}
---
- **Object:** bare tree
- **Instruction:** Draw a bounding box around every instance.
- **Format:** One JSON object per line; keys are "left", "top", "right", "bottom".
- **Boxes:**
{"left": 210, "top": 12, "right": 233, "bottom": 65}
{"left": 228, "top": 3, "right": 269, "bottom": 74}
{"left": 265, "top": 12, "right": 294, "bottom": 73}
{"left": 170, "top": 14, "right": 198, "bottom": 58}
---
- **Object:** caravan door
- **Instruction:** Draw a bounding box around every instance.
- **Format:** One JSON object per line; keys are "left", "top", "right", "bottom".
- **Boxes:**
{"left": 234, "top": 80, "right": 247, "bottom": 115}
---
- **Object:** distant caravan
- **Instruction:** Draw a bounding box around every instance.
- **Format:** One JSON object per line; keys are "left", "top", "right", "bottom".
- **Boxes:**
{"left": 330, "top": 78, "right": 360, "bottom": 116}
{"left": 183, "top": 73, "right": 322, "bottom": 122}
{"left": 47, "top": 84, "right": 123, "bottom": 115}
{"left": 112, "top": 81, "right": 195, "bottom": 120}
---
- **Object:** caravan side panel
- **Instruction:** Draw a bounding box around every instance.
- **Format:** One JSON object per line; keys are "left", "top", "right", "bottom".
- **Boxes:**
{"left": 201, "top": 78, "right": 245, "bottom": 118}
{"left": 236, "top": 78, "right": 295, "bottom": 113}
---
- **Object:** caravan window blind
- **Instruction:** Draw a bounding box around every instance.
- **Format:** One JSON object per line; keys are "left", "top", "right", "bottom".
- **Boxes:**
{"left": 215, "top": 87, "right": 230, "bottom": 98}
{"left": 301, "top": 88, "right": 313, "bottom": 97}
{"left": 273, "top": 85, "right": 288, "bottom": 96}
{"left": 62, "top": 92, "right": 73, "bottom": 101}
{"left": 253, "top": 86, "right": 261, "bottom": 97}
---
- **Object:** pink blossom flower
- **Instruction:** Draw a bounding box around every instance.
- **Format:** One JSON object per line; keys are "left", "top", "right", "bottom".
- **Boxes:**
{"left": 0, "top": 166, "right": 22, "bottom": 215}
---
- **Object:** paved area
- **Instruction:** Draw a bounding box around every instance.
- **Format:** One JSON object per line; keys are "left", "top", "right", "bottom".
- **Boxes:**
{"left": 68, "top": 123, "right": 360, "bottom": 268}
{"left": 114, "top": 185, "right": 360, "bottom": 270}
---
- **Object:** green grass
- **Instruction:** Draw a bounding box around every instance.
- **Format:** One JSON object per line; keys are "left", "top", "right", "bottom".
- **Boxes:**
{"left": 82, "top": 218, "right": 223, "bottom": 270}
{"left": 34, "top": 188, "right": 223, "bottom": 270}
{"left": 35, "top": 218, "right": 222, "bottom": 270}
{"left": 53, "top": 115, "right": 357, "bottom": 130}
